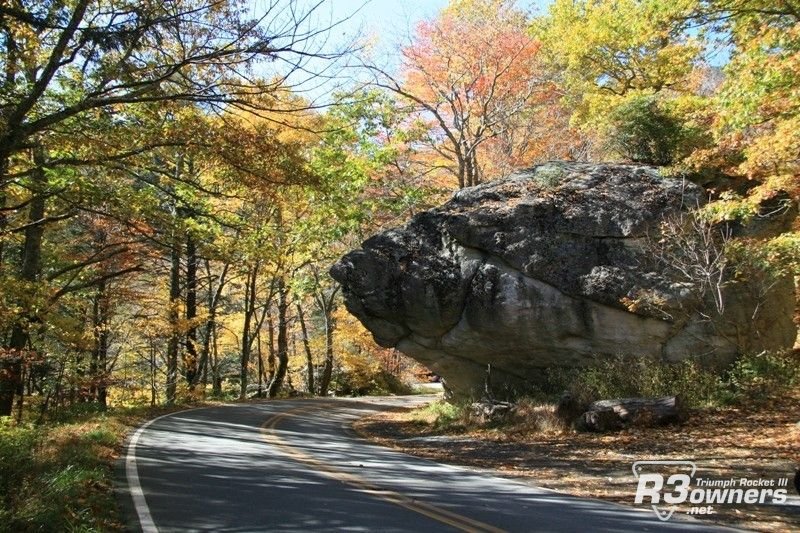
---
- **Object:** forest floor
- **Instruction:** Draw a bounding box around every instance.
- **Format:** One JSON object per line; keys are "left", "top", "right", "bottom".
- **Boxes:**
{"left": 354, "top": 391, "right": 800, "bottom": 532}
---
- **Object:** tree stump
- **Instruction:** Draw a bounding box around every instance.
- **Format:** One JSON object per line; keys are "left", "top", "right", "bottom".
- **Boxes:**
{"left": 470, "top": 400, "right": 515, "bottom": 425}
{"left": 576, "top": 396, "right": 684, "bottom": 432}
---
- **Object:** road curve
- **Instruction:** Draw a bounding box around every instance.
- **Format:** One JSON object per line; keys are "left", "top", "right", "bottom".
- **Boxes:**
{"left": 121, "top": 396, "right": 733, "bottom": 532}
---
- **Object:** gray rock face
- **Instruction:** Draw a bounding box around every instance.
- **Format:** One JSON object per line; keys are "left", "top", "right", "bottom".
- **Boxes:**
{"left": 330, "top": 162, "right": 796, "bottom": 398}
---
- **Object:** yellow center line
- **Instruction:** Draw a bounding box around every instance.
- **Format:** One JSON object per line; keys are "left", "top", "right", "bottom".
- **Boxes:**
{"left": 260, "top": 403, "right": 507, "bottom": 533}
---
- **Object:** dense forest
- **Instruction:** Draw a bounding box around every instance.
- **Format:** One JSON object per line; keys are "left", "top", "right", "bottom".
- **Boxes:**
{"left": 0, "top": 0, "right": 797, "bottom": 423}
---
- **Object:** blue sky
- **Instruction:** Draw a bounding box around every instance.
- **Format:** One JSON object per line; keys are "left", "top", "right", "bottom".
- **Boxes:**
{"left": 330, "top": 0, "right": 552, "bottom": 42}
{"left": 247, "top": 0, "right": 553, "bottom": 102}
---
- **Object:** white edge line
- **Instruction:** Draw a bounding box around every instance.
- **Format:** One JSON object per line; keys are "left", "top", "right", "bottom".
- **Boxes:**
{"left": 125, "top": 412, "right": 173, "bottom": 533}
{"left": 125, "top": 406, "right": 228, "bottom": 533}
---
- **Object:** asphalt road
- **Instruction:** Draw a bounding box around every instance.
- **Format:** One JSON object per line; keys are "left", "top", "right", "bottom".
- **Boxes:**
{"left": 121, "top": 396, "right": 734, "bottom": 532}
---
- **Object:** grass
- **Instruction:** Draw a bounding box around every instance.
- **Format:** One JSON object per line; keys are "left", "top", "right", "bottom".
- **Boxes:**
{"left": 409, "top": 399, "right": 467, "bottom": 429}
{"left": 1, "top": 415, "right": 125, "bottom": 532}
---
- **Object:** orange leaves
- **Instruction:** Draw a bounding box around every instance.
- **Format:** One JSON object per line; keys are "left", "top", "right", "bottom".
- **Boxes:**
{"left": 402, "top": 11, "right": 541, "bottom": 112}
{"left": 395, "top": 0, "right": 552, "bottom": 187}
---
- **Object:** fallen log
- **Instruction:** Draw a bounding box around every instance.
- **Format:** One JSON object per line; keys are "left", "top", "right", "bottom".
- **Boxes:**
{"left": 576, "top": 396, "right": 684, "bottom": 432}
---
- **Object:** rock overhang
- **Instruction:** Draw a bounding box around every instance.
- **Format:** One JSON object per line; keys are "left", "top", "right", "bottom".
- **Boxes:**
{"left": 330, "top": 162, "right": 796, "bottom": 398}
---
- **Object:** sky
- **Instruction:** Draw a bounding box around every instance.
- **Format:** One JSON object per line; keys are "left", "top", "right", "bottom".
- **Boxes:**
{"left": 329, "top": 0, "right": 552, "bottom": 46}
{"left": 253, "top": 0, "right": 553, "bottom": 102}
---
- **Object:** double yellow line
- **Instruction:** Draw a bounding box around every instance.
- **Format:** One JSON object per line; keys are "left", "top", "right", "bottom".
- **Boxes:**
{"left": 261, "top": 403, "right": 506, "bottom": 533}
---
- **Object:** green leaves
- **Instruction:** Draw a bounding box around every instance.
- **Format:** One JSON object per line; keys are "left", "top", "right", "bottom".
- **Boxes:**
{"left": 606, "top": 94, "right": 699, "bottom": 165}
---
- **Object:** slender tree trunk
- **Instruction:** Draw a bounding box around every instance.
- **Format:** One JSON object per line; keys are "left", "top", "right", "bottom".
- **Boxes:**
{"left": 0, "top": 155, "right": 8, "bottom": 269}
{"left": 457, "top": 163, "right": 466, "bottom": 189}
{"left": 184, "top": 232, "right": 199, "bottom": 387}
{"left": 296, "top": 304, "right": 315, "bottom": 395}
{"left": 211, "top": 325, "right": 221, "bottom": 396}
{"left": 91, "top": 281, "right": 109, "bottom": 408}
{"left": 315, "top": 284, "right": 340, "bottom": 397}
{"left": 464, "top": 144, "right": 479, "bottom": 187}
{"left": 165, "top": 238, "right": 181, "bottom": 405}
{"left": 256, "top": 330, "right": 264, "bottom": 397}
{"left": 150, "top": 344, "right": 157, "bottom": 406}
{"left": 267, "top": 310, "right": 276, "bottom": 383}
{"left": 194, "top": 261, "right": 228, "bottom": 391}
{"left": 267, "top": 280, "right": 289, "bottom": 398}
{"left": 1, "top": 147, "right": 46, "bottom": 416}
{"left": 239, "top": 262, "right": 259, "bottom": 400}
{"left": 318, "top": 310, "right": 335, "bottom": 397}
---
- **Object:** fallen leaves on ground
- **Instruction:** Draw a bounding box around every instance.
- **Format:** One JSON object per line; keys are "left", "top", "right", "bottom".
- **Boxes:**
{"left": 354, "top": 393, "right": 800, "bottom": 532}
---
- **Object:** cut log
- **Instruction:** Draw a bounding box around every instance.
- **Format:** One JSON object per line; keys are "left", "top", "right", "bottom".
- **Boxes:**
{"left": 576, "top": 396, "right": 684, "bottom": 432}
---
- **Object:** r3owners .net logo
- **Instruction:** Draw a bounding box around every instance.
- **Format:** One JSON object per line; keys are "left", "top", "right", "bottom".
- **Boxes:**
{"left": 632, "top": 460, "right": 792, "bottom": 521}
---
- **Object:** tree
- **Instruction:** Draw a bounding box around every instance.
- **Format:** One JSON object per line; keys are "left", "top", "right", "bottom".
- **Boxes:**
{"left": 0, "top": 0, "right": 349, "bottom": 416}
{"left": 606, "top": 95, "right": 696, "bottom": 165}
{"left": 0, "top": 0, "right": 341, "bottom": 182}
{"left": 535, "top": 0, "right": 703, "bottom": 151}
{"left": 368, "top": 0, "right": 551, "bottom": 188}
{"left": 692, "top": 1, "right": 799, "bottom": 187}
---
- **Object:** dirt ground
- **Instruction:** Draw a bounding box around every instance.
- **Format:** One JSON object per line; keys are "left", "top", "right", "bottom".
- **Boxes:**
{"left": 354, "top": 392, "right": 800, "bottom": 532}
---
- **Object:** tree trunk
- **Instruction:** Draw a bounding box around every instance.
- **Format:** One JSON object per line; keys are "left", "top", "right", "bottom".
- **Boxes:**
{"left": 91, "top": 281, "right": 110, "bottom": 408}
{"left": 256, "top": 330, "right": 264, "bottom": 397}
{"left": 577, "top": 396, "right": 684, "bottom": 432}
{"left": 296, "top": 304, "right": 315, "bottom": 395}
{"left": 317, "top": 307, "right": 335, "bottom": 397}
{"left": 0, "top": 155, "right": 8, "bottom": 269}
{"left": 267, "top": 280, "right": 289, "bottom": 398}
{"left": 211, "top": 325, "right": 222, "bottom": 396}
{"left": 194, "top": 261, "right": 228, "bottom": 391}
{"left": 184, "top": 232, "right": 199, "bottom": 387}
{"left": 150, "top": 344, "right": 157, "bottom": 407}
{"left": 0, "top": 147, "right": 46, "bottom": 416}
{"left": 267, "top": 310, "right": 276, "bottom": 383}
{"left": 239, "top": 262, "right": 259, "bottom": 400}
{"left": 165, "top": 238, "right": 181, "bottom": 405}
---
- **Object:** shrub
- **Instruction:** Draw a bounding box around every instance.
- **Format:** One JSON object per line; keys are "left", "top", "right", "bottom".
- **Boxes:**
{"left": 531, "top": 163, "right": 567, "bottom": 187}
{"left": 0, "top": 416, "right": 126, "bottom": 532}
{"left": 508, "top": 399, "right": 567, "bottom": 434}
{"left": 330, "top": 367, "right": 412, "bottom": 396}
{"left": 718, "top": 351, "right": 800, "bottom": 405}
{"left": 607, "top": 95, "right": 696, "bottom": 166}
{"left": 411, "top": 399, "right": 469, "bottom": 430}
{"left": 549, "top": 351, "right": 800, "bottom": 411}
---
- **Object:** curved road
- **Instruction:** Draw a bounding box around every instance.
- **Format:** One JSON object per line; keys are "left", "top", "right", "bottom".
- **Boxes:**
{"left": 121, "top": 396, "right": 731, "bottom": 532}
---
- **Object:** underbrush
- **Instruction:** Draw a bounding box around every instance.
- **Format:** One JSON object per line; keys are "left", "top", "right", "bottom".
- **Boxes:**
{"left": 330, "top": 368, "right": 414, "bottom": 397}
{"left": 551, "top": 350, "right": 800, "bottom": 410}
{"left": 417, "top": 350, "right": 800, "bottom": 435}
{"left": 408, "top": 398, "right": 468, "bottom": 429}
{"left": 0, "top": 403, "right": 183, "bottom": 533}
{"left": 0, "top": 416, "right": 124, "bottom": 532}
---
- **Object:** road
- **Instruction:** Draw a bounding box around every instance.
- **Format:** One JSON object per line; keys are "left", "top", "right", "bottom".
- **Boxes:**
{"left": 122, "top": 396, "right": 734, "bottom": 532}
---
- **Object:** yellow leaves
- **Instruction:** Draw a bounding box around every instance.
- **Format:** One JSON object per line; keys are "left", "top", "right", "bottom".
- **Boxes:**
{"left": 539, "top": 0, "right": 700, "bottom": 87}
{"left": 741, "top": 117, "right": 800, "bottom": 181}
{"left": 620, "top": 290, "right": 673, "bottom": 320}
{"left": 538, "top": 0, "right": 702, "bottom": 137}
{"left": 710, "top": 7, "right": 799, "bottom": 187}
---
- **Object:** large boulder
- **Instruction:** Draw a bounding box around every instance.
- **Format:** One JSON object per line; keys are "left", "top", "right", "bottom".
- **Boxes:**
{"left": 330, "top": 162, "right": 796, "bottom": 398}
